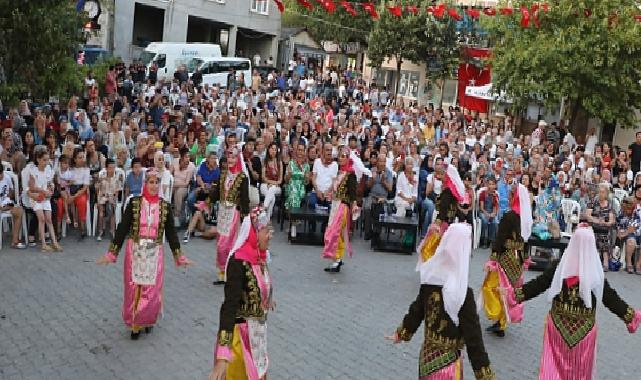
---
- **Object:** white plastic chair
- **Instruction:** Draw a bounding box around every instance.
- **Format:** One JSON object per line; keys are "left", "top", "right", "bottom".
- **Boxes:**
{"left": 0, "top": 172, "right": 26, "bottom": 248}
{"left": 560, "top": 199, "right": 581, "bottom": 234}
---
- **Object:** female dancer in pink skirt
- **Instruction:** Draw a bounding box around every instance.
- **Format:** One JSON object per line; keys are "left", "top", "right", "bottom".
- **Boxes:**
{"left": 97, "top": 169, "right": 192, "bottom": 340}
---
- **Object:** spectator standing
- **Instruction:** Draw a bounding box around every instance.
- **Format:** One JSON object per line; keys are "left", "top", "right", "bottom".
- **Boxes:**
{"left": 29, "top": 149, "right": 61, "bottom": 252}
{"left": 105, "top": 66, "right": 117, "bottom": 99}
{"left": 96, "top": 159, "right": 122, "bottom": 241}
{"left": 586, "top": 183, "right": 616, "bottom": 271}
{"left": 479, "top": 176, "right": 499, "bottom": 249}
{"left": 171, "top": 148, "right": 196, "bottom": 226}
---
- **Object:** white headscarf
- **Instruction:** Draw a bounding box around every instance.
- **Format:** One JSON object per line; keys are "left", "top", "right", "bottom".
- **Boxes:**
{"left": 419, "top": 223, "right": 472, "bottom": 326}
{"left": 516, "top": 183, "right": 533, "bottom": 241}
{"left": 547, "top": 226, "right": 604, "bottom": 308}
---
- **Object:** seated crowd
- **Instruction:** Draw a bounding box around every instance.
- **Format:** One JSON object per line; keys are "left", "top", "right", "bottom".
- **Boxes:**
{"left": 1, "top": 62, "right": 641, "bottom": 275}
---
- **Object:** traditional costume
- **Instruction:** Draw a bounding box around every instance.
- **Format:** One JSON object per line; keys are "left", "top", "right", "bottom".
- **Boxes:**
{"left": 214, "top": 206, "right": 273, "bottom": 380}
{"left": 416, "top": 164, "right": 466, "bottom": 266}
{"left": 514, "top": 226, "right": 640, "bottom": 379}
{"left": 102, "top": 169, "right": 189, "bottom": 339}
{"left": 480, "top": 184, "right": 533, "bottom": 336}
{"left": 213, "top": 146, "right": 250, "bottom": 284}
{"left": 394, "top": 223, "right": 495, "bottom": 380}
{"left": 322, "top": 148, "right": 369, "bottom": 272}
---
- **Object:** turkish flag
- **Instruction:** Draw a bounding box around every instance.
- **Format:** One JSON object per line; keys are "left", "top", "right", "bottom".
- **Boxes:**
{"left": 457, "top": 64, "right": 492, "bottom": 113}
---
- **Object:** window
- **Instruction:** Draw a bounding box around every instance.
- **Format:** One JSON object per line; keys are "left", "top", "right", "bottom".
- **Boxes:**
{"left": 250, "top": 0, "right": 268, "bottom": 14}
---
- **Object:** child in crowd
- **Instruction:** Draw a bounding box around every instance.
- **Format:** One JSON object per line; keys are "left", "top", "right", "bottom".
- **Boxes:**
{"left": 124, "top": 157, "right": 144, "bottom": 199}
{"left": 57, "top": 155, "right": 74, "bottom": 227}
{"left": 96, "top": 159, "right": 123, "bottom": 241}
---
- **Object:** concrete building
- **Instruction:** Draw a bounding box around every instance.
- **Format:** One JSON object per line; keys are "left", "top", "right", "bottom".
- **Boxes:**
{"left": 111, "top": 0, "right": 281, "bottom": 64}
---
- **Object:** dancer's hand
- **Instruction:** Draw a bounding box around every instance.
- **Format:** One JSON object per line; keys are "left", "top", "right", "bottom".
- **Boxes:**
{"left": 96, "top": 255, "right": 113, "bottom": 265}
{"left": 209, "top": 360, "right": 227, "bottom": 380}
{"left": 384, "top": 332, "right": 401, "bottom": 344}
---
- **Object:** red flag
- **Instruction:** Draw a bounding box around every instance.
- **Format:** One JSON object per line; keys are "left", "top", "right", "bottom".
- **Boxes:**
{"left": 387, "top": 5, "right": 402, "bottom": 17}
{"left": 542, "top": 3, "right": 550, "bottom": 13}
{"left": 406, "top": 5, "right": 418, "bottom": 14}
{"left": 465, "top": 9, "right": 480, "bottom": 19}
{"left": 635, "top": 15, "right": 641, "bottom": 22}
{"left": 448, "top": 8, "right": 462, "bottom": 21}
{"left": 297, "top": 0, "right": 313, "bottom": 10}
{"left": 584, "top": 9, "right": 592, "bottom": 18}
{"left": 340, "top": 1, "right": 357, "bottom": 16}
{"left": 273, "top": 0, "right": 284, "bottom": 12}
{"left": 426, "top": 5, "right": 435, "bottom": 13}
{"left": 499, "top": 7, "right": 513, "bottom": 15}
{"left": 433, "top": 3, "right": 446, "bottom": 18}
{"left": 483, "top": 8, "right": 497, "bottom": 16}
{"left": 362, "top": 2, "right": 378, "bottom": 19}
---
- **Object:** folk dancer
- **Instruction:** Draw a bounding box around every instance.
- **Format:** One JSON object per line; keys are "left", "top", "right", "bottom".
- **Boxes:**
{"left": 209, "top": 206, "right": 274, "bottom": 380}
{"left": 513, "top": 225, "right": 640, "bottom": 379}
{"left": 322, "top": 147, "right": 369, "bottom": 273}
{"left": 387, "top": 223, "right": 496, "bottom": 380}
{"left": 212, "top": 146, "right": 249, "bottom": 285}
{"left": 97, "top": 169, "right": 192, "bottom": 340}
{"left": 416, "top": 164, "right": 467, "bottom": 266}
{"left": 480, "top": 184, "right": 533, "bottom": 337}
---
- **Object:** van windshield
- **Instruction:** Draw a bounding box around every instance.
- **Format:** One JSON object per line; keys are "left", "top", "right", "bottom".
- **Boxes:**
{"left": 140, "top": 51, "right": 156, "bottom": 65}
{"left": 186, "top": 58, "right": 203, "bottom": 73}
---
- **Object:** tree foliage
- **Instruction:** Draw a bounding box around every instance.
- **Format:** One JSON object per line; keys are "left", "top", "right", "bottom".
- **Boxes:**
{"left": 482, "top": 0, "right": 641, "bottom": 127}
{"left": 282, "top": 0, "right": 374, "bottom": 46}
{"left": 367, "top": 0, "right": 459, "bottom": 100}
{"left": 0, "top": 0, "right": 86, "bottom": 105}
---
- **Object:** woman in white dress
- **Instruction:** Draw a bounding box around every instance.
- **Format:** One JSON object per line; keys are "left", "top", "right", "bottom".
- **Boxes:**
{"left": 29, "top": 149, "right": 62, "bottom": 252}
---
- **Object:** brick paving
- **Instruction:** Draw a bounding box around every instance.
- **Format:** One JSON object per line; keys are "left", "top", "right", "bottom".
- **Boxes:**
{"left": 1, "top": 229, "right": 640, "bottom": 379}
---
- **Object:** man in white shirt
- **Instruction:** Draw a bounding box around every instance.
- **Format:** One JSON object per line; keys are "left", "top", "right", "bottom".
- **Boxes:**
{"left": 310, "top": 142, "right": 338, "bottom": 209}
{"left": 394, "top": 158, "right": 418, "bottom": 217}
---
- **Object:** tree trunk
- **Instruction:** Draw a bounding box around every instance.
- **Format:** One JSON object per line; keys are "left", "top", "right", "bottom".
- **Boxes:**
{"left": 438, "top": 78, "right": 445, "bottom": 109}
{"left": 394, "top": 57, "right": 402, "bottom": 105}
{"left": 568, "top": 98, "right": 582, "bottom": 135}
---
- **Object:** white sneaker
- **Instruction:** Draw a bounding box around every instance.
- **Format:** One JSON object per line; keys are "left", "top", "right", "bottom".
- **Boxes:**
{"left": 183, "top": 232, "right": 190, "bottom": 243}
{"left": 96, "top": 235, "right": 102, "bottom": 242}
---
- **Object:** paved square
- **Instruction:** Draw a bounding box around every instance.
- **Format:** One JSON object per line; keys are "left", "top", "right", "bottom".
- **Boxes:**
{"left": 0, "top": 230, "right": 639, "bottom": 379}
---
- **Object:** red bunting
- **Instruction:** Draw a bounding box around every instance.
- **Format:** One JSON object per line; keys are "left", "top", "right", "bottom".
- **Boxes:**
{"left": 340, "top": 1, "right": 357, "bottom": 16}
{"left": 465, "top": 9, "right": 481, "bottom": 19}
{"left": 635, "top": 15, "right": 641, "bottom": 22}
{"left": 362, "top": 2, "right": 378, "bottom": 19}
{"left": 273, "top": 0, "right": 284, "bottom": 12}
{"left": 406, "top": 5, "right": 419, "bottom": 14}
{"left": 387, "top": 5, "right": 402, "bottom": 17}
{"left": 584, "top": 9, "right": 592, "bottom": 18}
{"left": 499, "top": 8, "right": 514, "bottom": 15}
{"left": 448, "top": 8, "right": 462, "bottom": 21}
{"left": 483, "top": 8, "right": 496, "bottom": 16}
{"left": 297, "top": 0, "right": 313, "bottom": 10}
{"left": 520, "top": 6, "right": 530, "bottom": 27}
{"left": 316, "top": 0, "right": 335, "bottom": 13}
{"left": 433, "top": 3, "right": 446, "bottom": 18}
{"left": 542, "top": 3, "right": 550, "bottom": 13}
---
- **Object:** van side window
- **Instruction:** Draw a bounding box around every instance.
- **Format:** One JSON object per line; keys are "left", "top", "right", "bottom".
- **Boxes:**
{"left": 234, "top": 61, "right": 250, "bottom": 71}
{"left": 156, "top": 54, "right": 166, "bottom": 68}
{"left": 201, "top": 63, "right": 210, "bottom": 75}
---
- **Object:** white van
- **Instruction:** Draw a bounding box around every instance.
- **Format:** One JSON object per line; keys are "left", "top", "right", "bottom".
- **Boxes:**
{"left": 196, "top": 57, "right": 252, "bottom": 89}
{"left": 140, "top": 42, "right": 222, "bottom": 80}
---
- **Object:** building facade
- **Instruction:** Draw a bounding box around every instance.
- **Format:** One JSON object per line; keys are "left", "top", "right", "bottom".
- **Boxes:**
{"left": 112, "top": 0, "right": 281, "bottom": 64}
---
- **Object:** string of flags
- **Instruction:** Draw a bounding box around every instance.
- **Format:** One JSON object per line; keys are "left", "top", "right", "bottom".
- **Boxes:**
{"left": 269, "top": 1, "right": 641, "bottom": 27}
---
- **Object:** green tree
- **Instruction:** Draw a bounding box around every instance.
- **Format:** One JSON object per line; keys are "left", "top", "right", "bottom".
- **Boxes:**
{"left": 483, "top": 0, "right": 641, "bottom": 128}
{"left": 282, "top": 0, "right": 374, "bottom": 46}
{"left": 0, "top": 0, "right": 86, "bottom": 104}
{"left": 368, "top": 1, "right": 458, "bottom": 103}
